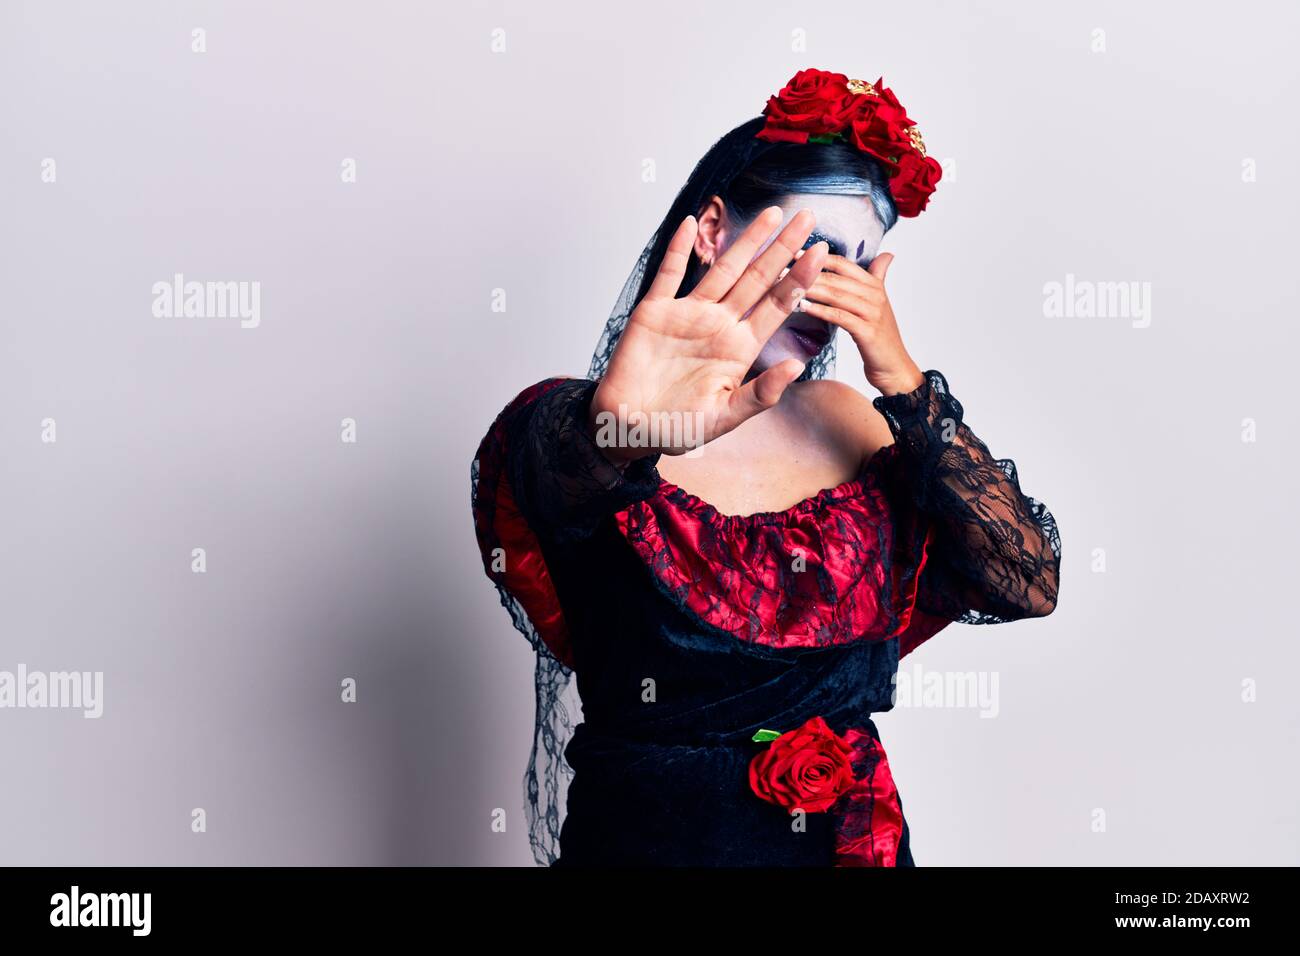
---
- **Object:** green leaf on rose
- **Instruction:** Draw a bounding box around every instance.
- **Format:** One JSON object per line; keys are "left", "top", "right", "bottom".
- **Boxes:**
{"left": 752, "top": 729, "right": 783, "bottom": 743}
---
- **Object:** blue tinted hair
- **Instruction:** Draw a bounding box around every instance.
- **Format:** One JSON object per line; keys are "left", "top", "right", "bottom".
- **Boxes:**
{"left": 721, "top": 139, "right": 899, "bottom": 235}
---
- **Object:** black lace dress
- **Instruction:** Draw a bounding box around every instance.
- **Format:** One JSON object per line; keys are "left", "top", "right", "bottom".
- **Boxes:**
{"left": 471, "top": 369, "right": 1060, "bottom": 866}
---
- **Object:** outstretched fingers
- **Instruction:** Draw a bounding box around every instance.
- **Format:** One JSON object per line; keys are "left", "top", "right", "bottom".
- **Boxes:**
{"left": 742, "top": 238, "right": 830, "bottom": 346}
{"left": 644, "top": 214, "right": 699, "bottom": 301}
{"left": 719, "top": 208, "right": 817, "bottom": 316}
{"left": 688, "top": 205, "right": 784, "bottom": 303}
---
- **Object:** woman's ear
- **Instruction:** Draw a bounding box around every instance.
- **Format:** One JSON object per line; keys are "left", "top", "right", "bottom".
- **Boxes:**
{"left": 694, "top": 194, "right": 728, "bottom": 266}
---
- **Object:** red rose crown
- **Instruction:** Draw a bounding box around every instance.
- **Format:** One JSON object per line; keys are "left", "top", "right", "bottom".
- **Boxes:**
{"left": 755, "top": 68, "right": 942, "bottom": 217}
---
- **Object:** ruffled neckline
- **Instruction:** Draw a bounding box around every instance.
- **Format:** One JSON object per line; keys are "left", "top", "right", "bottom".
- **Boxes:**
{"left": 653, "top": 441, "right": 899, "bottom": 528}
{"left": 613, "top": 439, "right": 924, "bottom": 650}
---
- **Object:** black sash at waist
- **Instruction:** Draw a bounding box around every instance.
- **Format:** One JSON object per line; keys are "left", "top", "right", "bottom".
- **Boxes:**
{"left": 571, "top": 635, "right": 899, "bottom": 751}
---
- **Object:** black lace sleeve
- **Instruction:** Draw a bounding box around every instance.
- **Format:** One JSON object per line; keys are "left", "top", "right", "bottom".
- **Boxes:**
{"left": 873, "top": 370, "right": 1061, "bottom": 624}
{"left": 471, "top": 376, "right": 665, "bottom": 866}
{"left": 505, "top": 377, "right": 663, "bottom": 545}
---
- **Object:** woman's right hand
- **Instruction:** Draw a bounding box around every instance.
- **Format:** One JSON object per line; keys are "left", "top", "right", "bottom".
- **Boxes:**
{"left": 591, "top": 206, "right": 829, "bottom": 463}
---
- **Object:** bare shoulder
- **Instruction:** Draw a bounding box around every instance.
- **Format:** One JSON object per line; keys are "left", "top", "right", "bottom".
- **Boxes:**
{"left": 781, "top": 380, "right": 894, "bottom": 464}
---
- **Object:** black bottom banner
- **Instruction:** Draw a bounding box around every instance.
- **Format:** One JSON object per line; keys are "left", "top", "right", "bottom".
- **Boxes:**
{"left": 0, "top": 865, "right": 1288, "bottom": 942}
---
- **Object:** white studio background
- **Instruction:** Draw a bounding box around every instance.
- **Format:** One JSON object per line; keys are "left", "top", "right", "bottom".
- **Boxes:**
{"left": 1, "top": 0, "right": 1296, "bottom": 865}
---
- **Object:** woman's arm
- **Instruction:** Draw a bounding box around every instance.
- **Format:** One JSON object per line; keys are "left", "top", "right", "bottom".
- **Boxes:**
{"left": 874, "top": 370, "right": 1061, "bottom": 622}
{"left": 797, "top": 254, "right": 1059, "bottom": 622}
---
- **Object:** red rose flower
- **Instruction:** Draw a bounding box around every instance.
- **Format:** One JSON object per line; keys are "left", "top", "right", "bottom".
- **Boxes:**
{"left": 757, "top": 68, "right": 856, "bottom": 141}
{"left": 844, "top": 82, "right": 914, "bottom": 174}
{"left": 748, "top": 716, "right": 857, "bottom": 813}
{"left": 889, "top": 150, "right": 943, "bottom": 217}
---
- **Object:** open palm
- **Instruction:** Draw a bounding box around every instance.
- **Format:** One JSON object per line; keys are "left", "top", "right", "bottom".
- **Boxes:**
{"left": 591, "top": 206, "right": 828, "bottom": 461}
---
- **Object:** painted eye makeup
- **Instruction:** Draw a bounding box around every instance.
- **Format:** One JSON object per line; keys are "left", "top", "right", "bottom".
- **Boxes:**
{"left": 802, "top": 230, "right": 845, "bottom": 257}
{"left": 787, "top": 231, "right": 837, "bottom": 271}
{"left": 781, "top": 230, "right": 866, "bottom": 281}
{"left": 797, "top": 230, "right": 874, "bottom": 267}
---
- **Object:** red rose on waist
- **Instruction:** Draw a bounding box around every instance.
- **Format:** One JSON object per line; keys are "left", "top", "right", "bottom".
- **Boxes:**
{"left": 748, "top": 716, "right": 856, "bottom": 813}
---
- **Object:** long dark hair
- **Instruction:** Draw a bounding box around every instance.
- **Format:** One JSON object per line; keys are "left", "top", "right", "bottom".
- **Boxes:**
{"left": 590, "top": 116, "right": 898, "bottom": 381}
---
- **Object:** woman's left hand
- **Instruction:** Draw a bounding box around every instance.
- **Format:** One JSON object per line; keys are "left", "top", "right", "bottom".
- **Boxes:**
{"left": 794, "top": 252, "right": 925, "bottom": 397}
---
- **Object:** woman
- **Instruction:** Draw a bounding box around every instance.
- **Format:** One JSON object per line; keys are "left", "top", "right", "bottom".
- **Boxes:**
{"left": 472, "top": 69, "right": 1060, "bottom": 866}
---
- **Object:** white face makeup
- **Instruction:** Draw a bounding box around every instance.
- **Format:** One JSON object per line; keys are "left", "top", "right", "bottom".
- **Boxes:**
{"left": 742, "top": 192, "right": 888, "bottom": 376}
